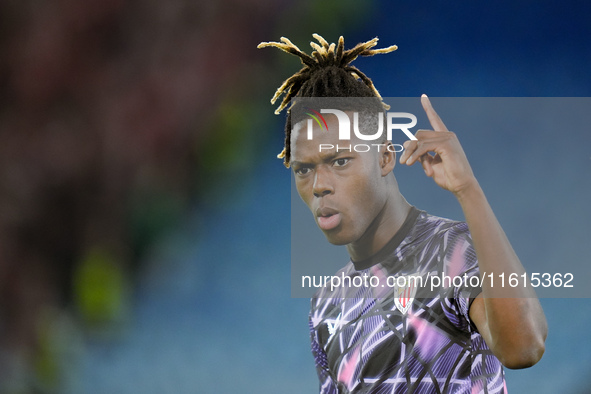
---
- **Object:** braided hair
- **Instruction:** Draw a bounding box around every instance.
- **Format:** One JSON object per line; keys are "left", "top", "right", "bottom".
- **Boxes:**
{"left": 258, "top": 34, "right": 397, "bottom": 167}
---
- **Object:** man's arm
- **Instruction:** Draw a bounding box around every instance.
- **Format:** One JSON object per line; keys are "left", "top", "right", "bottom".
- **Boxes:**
{"left": 399, "top": 95, "right": 547, "bottom": 369}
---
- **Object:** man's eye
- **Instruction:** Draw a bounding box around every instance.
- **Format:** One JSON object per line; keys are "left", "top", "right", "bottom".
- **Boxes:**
{"left": 334, "top": 158, "right": 349, "bottom": 167}
{"left": 295, "top": 167, "right": 311, "bottom": 176}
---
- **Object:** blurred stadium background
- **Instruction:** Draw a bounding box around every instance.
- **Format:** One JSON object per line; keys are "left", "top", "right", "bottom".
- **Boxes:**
{"left": 0, "top": 0, "right": 590, "bottom": 393}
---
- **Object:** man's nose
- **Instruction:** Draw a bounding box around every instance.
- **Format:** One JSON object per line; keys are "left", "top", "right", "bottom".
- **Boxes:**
{"left": 313, "top": 168, "right": 334, "bottom": 197}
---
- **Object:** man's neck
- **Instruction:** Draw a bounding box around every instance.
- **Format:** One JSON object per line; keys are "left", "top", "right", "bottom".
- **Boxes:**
{"left": 346, "top": 191, "right": 412, "bottom": 262}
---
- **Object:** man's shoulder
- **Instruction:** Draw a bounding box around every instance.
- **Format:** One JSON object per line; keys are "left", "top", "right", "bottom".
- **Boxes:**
{"left": 417, "top": 209, "right": 468, "bottom": 232}
{"left": 413, "top": 209, "right": 471, "bottom": 244}
{"left": 415, "top": 210, "right": 476, "bottom": 264}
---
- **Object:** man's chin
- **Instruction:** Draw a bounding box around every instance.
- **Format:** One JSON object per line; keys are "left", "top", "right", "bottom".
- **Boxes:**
{"left": 321, "top": 229, "right": 352, "bottom": 246}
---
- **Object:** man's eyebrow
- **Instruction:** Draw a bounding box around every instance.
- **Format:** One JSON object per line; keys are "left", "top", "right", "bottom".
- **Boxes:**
{"left": 321, "top": 151, "right": 349, "bottom": 162}
{"left": 291, "top": 151, "right": 344, "bottom": 168}
{"left": 290, "top": 160, "right": 305, "bottom": 167}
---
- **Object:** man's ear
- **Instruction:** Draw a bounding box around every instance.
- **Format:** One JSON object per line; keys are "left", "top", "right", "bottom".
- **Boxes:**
{"left": 380, "top": 142, "right": 396, "bottom": 176}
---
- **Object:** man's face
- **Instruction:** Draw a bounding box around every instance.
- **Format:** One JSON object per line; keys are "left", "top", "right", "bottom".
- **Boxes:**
{"left": 290, "top": 113, "right": 393, "bottom": 245}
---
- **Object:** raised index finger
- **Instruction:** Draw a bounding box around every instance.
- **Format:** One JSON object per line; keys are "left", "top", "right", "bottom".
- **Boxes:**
{"left": 421, "top": 94, "right": 448, "bottom": 132}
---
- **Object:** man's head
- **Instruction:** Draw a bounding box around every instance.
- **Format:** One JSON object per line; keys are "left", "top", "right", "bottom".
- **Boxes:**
{"left": 259, "top": 34, "right": 400, "bottom": 245}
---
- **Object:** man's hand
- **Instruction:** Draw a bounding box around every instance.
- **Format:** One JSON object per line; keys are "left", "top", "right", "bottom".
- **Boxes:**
{"left": 398, "top": 94, "right": 477, "bottom": 197}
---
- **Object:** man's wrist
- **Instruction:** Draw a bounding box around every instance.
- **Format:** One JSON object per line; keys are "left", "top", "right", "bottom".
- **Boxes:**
{"left": 454, "top": 179, "right": 484, "bottom": 205}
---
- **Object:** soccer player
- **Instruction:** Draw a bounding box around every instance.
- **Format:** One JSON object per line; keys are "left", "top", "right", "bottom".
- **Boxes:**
{"left": 259, "top": 35, "right": 547, "bottom": 393}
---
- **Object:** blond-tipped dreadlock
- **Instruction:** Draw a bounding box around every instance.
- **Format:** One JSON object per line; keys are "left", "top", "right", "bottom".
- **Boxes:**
{"left": 258, "top": 34, "right": 397, "bottom": 167}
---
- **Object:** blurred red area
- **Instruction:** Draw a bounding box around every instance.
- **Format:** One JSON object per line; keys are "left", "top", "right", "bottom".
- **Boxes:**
{"left": 0, "top": 0, "right": 283, "bottom": 390}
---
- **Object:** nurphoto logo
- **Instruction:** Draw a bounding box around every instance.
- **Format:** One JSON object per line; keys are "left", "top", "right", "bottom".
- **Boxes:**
{"left": 305, "top": 109, "right": 418, "bottom": 153}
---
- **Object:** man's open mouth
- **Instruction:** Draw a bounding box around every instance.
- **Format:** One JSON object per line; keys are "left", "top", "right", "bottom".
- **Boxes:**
{"left": 317, "top": 207, "right": 342, "bottom": 231}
